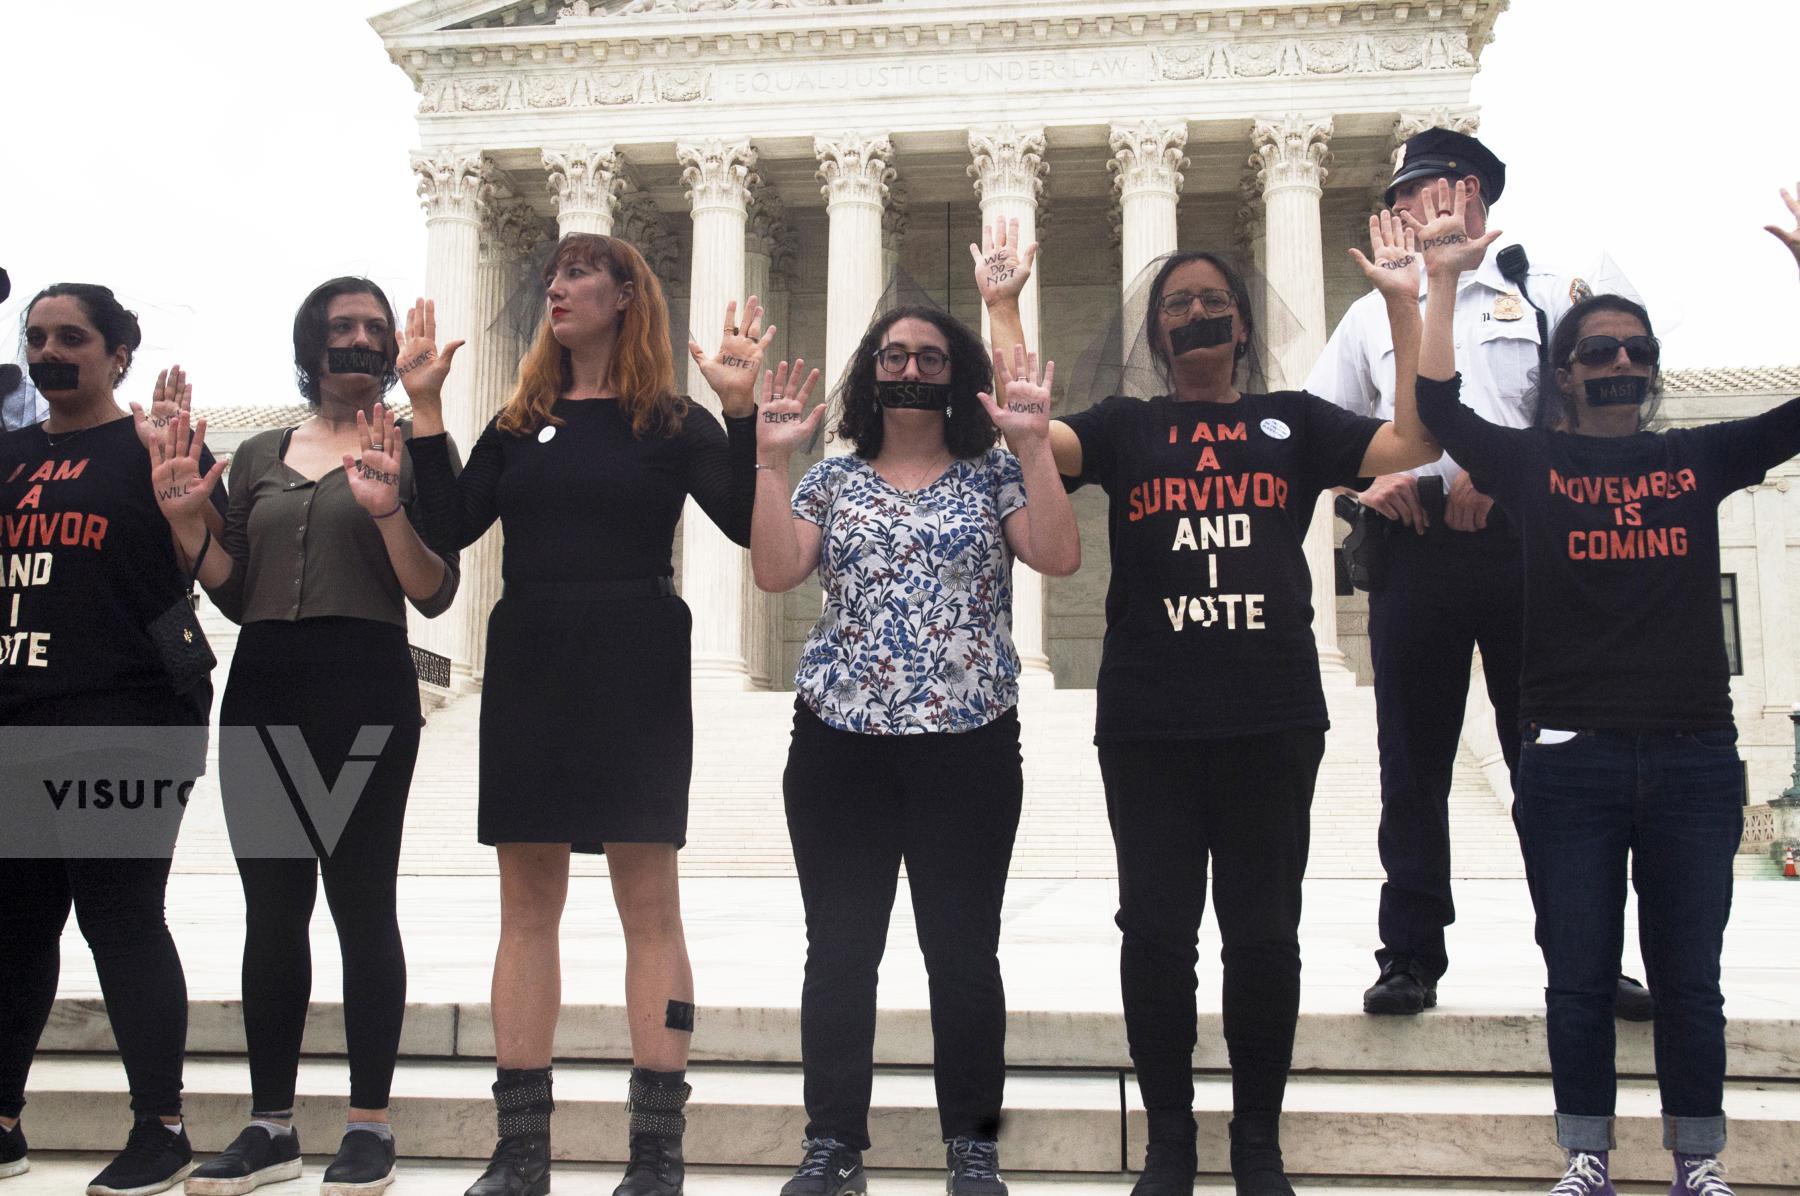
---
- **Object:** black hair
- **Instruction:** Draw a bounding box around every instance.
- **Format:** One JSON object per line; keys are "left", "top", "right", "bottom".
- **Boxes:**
{"left": 832, "top": 305, "right": 997, "bottom": 460}
{"left": 293, "top": 277, "right": 400, "bottom": 405}
{"left": 1143, "top": 251, "right": 1255, "bottom": 389}
{"left": 22, "top": 283, "right": 143, "bottom": 383}
{"left": 1534, "top": 294, "right": 1662, "bottom": 431}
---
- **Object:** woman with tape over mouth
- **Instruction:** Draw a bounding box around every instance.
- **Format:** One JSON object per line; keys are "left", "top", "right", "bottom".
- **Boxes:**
{"left": 0, "top": 283, "right": 226, "bottom": 1196}
{"left": 750, "top": 300, "right": 1079, "bottom": 1196}
{"left": 164, "top": 277, "right": 459, "bottom": 1196}
{"left": 403, "top": 233, "right": 767, "bottom": 1196}
{"left": 1409, "top": 180, "right": 1800, "bottom": 1196}
{"left": 978, "top": 214, "right": 1441, "bottom": 1196}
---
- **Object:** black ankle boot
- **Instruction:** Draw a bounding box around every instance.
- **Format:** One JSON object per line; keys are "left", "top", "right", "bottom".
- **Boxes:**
{"left": 611, "top": 1067, "right": 690, "bottom": 1196}
{"left": 1228, "top": 1114, "right": 1294, "bottom": 1196}
{"left": 1131, "top": 1110, "right": 1196, "bottom": 1196}
{"left": 465, "top": 1067, "right": 554, "bottom": 1196}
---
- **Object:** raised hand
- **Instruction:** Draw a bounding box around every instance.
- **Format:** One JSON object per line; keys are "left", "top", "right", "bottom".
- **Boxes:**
{"left": 1348, "top": 210, "right": 1421, "bottom": 302}
{"left": 396, "top": 298, "right": 464, "bottom": 411}
{"left": 1400, "top": 178, "right": 1501, "bottom": 278}
{"left": 149, "top": 410, "right": 226, "bottom": 530}
{"left": 690, "top": 296, "right": 776, "bottom": 418}
{"left": 977, "top": 343, "right": 1055, "bottom": 447}
{"left": 130, "top": 365, "right": 193, "bottom": 456}
{"left": 1766, "top": 183, "right": 1800, "bottom": 271}
{"left": 755, "top": 359, "right": 825, "bottom": 463}
{"left": 969, "top": 217, "right": 1038, "bottom": 309}
{"left": 343, "top": 403, "right": 407, "bottom": 518}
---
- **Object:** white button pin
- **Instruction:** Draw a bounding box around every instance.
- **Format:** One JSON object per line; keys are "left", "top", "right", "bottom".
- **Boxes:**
{"left": 538, "top": 425, "right": 557, "bottom": 444}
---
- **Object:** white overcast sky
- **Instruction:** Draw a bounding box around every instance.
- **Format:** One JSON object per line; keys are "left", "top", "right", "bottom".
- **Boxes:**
{"left": 2, "top": 0, "right": 1796, "bottom": 412}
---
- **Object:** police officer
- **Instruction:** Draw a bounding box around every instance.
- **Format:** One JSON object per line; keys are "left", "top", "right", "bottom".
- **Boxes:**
{"left": 1307, "top": 128, "right": 1652, "bottom": 1020}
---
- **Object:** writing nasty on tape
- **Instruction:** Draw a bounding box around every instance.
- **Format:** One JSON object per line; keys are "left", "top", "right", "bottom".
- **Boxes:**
{"left": 1585, "top": 376, "right": 1649, "bottom": 407}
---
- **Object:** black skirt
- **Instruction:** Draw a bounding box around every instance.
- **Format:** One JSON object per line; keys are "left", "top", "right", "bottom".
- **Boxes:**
{"left": 478, "top": 588, "right": 693, "bottom": 853}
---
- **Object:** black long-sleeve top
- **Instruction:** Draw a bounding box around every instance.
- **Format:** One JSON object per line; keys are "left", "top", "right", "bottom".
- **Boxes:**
{"left": 408, "top": 397, "right": 756, "bottom": 581}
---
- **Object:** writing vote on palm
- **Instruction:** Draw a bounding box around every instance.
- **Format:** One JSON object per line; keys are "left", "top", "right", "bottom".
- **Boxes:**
{"left": 978, "top": 344, "right": 1054, "bottom": 445}
{"left": 130, "top": 365, "right": 193, "bottom": 456}
{"left": 969, "top": 217, "right": 1038, "bottom": 307}
{"left": 1401, "top": 177, "right": 1501, "bottom": 275}
{"left": 690, "top": 296, "right": 776, "bottom": 417}
{"left": 755, "top": 358, "right": 825, "bottom": 458}
{"left": 149, "top": 411, "right": 225, "bottom": 526}
{"left": 396, "top": 298, "right": 465, "bottom": 408}
{"left": 343, "top": 403, "right": 406, "bottom": 517}
{"left": 1348, "top": 210, "right": 1421, "bottom": 301}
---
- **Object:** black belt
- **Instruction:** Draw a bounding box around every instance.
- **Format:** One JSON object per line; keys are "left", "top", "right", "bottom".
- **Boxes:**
{"left": 504, "top": 577, "right": 675, "bottom": 600}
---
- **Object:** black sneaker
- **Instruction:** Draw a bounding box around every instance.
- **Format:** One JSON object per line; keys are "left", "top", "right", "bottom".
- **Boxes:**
{"left": 322, "top": 1130, "right": 396, "bottom": 1196}
{"left": 0, "top": 1120, "right": 26, "bottom": 1179}
{"left": 1615, "top": 974, "right": 1655, "bottom": 1023}
{"left": 185, "top": 1125, "right": 302, "bottom": 1196}
{"left": 780, "top": 1138, "right": 865, "bottom": 1196}
{"left": 946, "top": 1137, "right": 1006, "bottom": 1196}
{"left": 88, "top": 1118, "right": 196, "bottom": 1196}
{"left": 1130, "top": 1140, "right": 1197, "bottom": 1196}
{"left": 1362, "top": 959, "right": 1436, "bottom": 1015}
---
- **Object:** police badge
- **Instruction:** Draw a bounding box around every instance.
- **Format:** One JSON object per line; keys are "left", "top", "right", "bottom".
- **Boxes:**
{"left": 1570, "top": 278, "right": 1594, "bottom": 304}
{"left": 1493, "top": 293, "right": 1525, "bottom": 321}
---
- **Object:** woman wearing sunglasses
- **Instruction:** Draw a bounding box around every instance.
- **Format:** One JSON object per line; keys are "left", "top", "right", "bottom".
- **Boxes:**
{"left": 749, "top": 305, "right": 1079, "bottom": 1196}
{"left": 1410, "top": 179, "right": 1800, "bottom": 1196}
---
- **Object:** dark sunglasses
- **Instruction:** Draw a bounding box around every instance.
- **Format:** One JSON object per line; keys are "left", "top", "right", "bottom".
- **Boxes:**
{"left": 1571, "top": 334, "right": 1660, "bottom": 369}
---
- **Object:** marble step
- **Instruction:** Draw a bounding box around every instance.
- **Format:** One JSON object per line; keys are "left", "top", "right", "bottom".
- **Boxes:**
{"left": 17, "top": 1057, "right": 1800, "bottom": 1185}
{"left": 38, "top": 999, "right": 1800, "bottom": 1080}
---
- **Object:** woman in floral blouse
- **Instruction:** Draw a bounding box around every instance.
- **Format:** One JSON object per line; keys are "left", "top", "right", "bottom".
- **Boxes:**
{"left": 749, "top": 306, "right": 1078, "bottom": 1196}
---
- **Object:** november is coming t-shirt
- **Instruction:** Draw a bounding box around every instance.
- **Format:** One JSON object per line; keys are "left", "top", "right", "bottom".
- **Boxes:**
{"left": 1061, "top": 391, "right": 1382, "bottom": 741}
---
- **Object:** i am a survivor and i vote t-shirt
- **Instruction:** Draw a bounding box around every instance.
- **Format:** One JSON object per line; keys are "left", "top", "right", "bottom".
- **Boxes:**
{"left": 1061, "top": 391, "right": 1382, "bottom": 742}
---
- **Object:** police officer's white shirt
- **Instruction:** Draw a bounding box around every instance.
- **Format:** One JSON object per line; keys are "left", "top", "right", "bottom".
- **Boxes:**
{"left": 1304, "top": 236, "right": 1579, "bottom": 486}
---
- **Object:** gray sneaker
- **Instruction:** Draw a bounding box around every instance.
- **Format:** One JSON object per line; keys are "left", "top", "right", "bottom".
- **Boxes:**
{"left": 945, "top": 1138, "right": 1006, "bottom": 1196}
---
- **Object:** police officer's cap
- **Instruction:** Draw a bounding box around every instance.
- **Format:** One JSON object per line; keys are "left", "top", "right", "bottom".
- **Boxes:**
{"left": 1384, "top": 128, "right": 1505, "bottom": 208}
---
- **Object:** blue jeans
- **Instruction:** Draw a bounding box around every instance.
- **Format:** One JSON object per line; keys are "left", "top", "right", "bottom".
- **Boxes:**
{"left": 1515, "top": 726, "right": 1742, "bottom": 1155}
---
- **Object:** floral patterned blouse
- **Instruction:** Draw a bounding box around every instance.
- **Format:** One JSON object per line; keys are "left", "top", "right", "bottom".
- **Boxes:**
{"left": 792, "top": 448, "right": 1028, "bottom": 735}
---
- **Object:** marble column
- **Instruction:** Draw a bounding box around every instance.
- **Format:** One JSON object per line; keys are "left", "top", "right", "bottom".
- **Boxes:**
{"left": 1108, "top": 119, "right": 1187, "bottom": 293}
{"left": 543, "top": 144, "right": 625, "bottom": 237}
{"left": 678, "top": 137, "right": 757, "bottom": 690}
{"left": 1752, "top": 483, "right": 1795, "bottom": 715}
{"left": 409, "top": 149, "right": 491, "bottom": 685}
{"left": 742, "top": 191, "right": 783, "bottom": 691}
{"left": 1251, "top": 114, "right": 1349, "bottom": 677}
{"left": 882, "top": 180, "right": 909, "bottom": 288}
{"left": 815, "top": 133, "right": 894, "bottom": 456}
{"left": 969, "top": 126, "right": 1053, "bottom": 686}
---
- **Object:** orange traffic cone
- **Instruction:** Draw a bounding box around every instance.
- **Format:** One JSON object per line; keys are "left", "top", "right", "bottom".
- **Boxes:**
{"left": 1786, "top": 846, "right": 1798, "bottom": 878}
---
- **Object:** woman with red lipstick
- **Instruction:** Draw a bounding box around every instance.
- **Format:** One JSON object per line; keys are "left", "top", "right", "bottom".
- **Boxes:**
{"left": 404, "top": 233, "right": 766, "bottom": 1196}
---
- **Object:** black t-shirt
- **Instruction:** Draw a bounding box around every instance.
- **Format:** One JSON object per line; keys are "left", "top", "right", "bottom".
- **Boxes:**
{"left": 0, "top": 418, "right": 217, "bottom": 722}
{"left": 1061, "top": 391, "right": 1383, "bottom": 741}
{"left": 1417, "top": 374, "right": 1800, "bottom": 731}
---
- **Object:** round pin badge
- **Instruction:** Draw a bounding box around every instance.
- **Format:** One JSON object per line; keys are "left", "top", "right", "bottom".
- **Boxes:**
{"left": 1260, "top": 417, "right": 1291, "bottom": 440}
{"left": 537, "top": 425, "right": 557, "bottom": 444}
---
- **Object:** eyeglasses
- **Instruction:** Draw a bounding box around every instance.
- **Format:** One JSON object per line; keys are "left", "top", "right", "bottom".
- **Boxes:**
{"left": 874, "top": 346, "right": 949, "bottom": 377}
{"left": 1158, "top": 289, "right": 1236, "bottom": 318}
{"left": 1571, "top": 335, "right": 1660, "bottom": 369}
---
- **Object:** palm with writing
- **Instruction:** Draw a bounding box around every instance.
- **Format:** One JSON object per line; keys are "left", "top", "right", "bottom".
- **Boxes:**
{"left": 149, "top": 411, "right": 226, "bottom": 531}
{"left": 755, "top": 359, "right": 825, "bottom": 463}
{"left": 690, "top": 296, "right": 776, "bottom": 418}
{"left": 395, "top": 298, "right": 465, "bottom": 416}
{"left": 1765, "top": 183, "right": 1800, "bottom": 272}
{"left": 977, "top": 344, "right": 1055, "bottom": 447}
{"left": 968, "top": 217, "right": 1038, "bottom": 309}
{"left": 1401, "top": 178, "right": 1501, "bottom": 277}
{"left": 343, "top": 403, "right": 407, "bottom": 518}
{"left": 130, "top": 365, "right": 193, "bottom": 456}
{"left": 1348, "top": 210, "right": 1421, "bottom": 302}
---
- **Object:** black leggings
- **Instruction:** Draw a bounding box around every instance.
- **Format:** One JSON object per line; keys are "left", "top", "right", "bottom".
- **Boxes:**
{"left": 1100, "top": 730, "right": 1323, "bottom": 1122}
{"left": 783, "top": 702, "right": 1023, "bottom": 1150}
{"left": 220, "top": 618, "right": 420, "bottom": 1113}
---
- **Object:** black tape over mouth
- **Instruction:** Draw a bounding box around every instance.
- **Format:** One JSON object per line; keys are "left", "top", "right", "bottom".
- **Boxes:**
{"left": 28, "top": 361, "right": 79, "bottom": 391}
{"left": 1169, "top": 316, "right": 1235, "bottom": 357}
{"left": 327, "top": 347, "right": 391, "bottom": 377}
{"left": 1585, "top": 376, "right": 1649, "bottom": 407}
{"left": 876, "top": 381, "right": 952, "bottom": 410}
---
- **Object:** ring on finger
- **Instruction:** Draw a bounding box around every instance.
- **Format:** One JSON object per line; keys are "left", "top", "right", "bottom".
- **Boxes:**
{"left": 725, "top": 325, "right": 739, "bottom": 336}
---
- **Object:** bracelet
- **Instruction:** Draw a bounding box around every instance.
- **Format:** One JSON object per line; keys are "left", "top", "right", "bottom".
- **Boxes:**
{"left": 373, "top": 500, "right": 405, "bottom": 519}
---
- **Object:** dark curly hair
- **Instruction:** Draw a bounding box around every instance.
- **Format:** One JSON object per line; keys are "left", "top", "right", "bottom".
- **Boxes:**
{"left": 22, "top": 283, "right": 143, "bottom": 384}
{"left": 293, "top": 277, "right": 400, "bottom": 405}
{"left": 831, "top": 306, "right": 997, "bottom": 460}
{"left": 1143, "top": 250, "right": 1255, "bottom": 388}
{"left": 1534, "top": 294, "right": 1663, "bottom": 431}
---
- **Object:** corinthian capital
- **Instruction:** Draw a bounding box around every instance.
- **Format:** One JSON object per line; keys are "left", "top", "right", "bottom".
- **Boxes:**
{"left": 882, "top": 180, "right": 910, "bottom": 254}
{"left": 412, "top": 150, "right": 493, "bottom": 222}
{"left": 967, "top": 125, "right": 1047, "bottom": 207}
{"left": 1108, "top": 119, "right": 1189, "bottom": 200}
{"left": 746, "top": 190, "right": 788, "bottom": 260}
{"left": 1388, "top": 107, "right": 1481, "bottom": 174}
{"left": 617, "top": 192, "right": 680, "bottom": 278}
{"left": 1249, "top": 115, "right": 1334, "bottom": 196}
{"left": 814, "top": 133, "right": 896, "bottom": 209}
{"left": 543, "top": 144, "right": 627, "bottom": 225}
{"left": 678, "top": 138, "right": 759, "bottom": 217}
{"left": 484, "top": 198, "right": 552, "bottom": 263}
